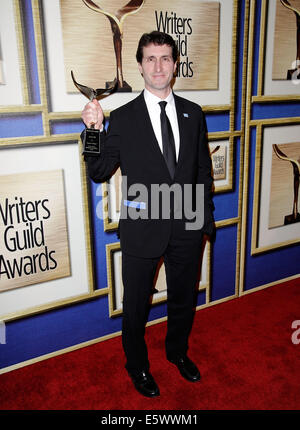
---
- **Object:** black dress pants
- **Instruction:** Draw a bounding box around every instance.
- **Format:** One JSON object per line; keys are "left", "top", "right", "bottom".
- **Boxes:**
{"left": 121, "top": 231, "right": 203, "bottom": 376}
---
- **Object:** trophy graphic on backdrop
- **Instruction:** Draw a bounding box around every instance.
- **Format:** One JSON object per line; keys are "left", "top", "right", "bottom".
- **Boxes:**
{"left": 280, "top": 0, "right": 300, "bottom": 80}
{"left": 273, "top": 144, "right": 300, "bottom": 225}
{"left": 82, "top": 0, "right": 145, "bottom": 92}
{"left": 71, "top": 0, "right": 145, "bottom": 154}
{"left": 71, "top": 71, "right": 117, "bottom": 155}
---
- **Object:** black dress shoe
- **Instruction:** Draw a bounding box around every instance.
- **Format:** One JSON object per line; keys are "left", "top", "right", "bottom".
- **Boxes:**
{"left": 169, "top": 356, "right": 201, "bottom": 382}
{"left": 129, "top": 370, "right": 160, "bottom": 397}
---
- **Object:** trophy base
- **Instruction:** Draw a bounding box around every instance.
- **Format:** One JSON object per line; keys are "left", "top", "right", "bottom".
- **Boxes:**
{"left": 106, "top": 80, "right": 132, "bottom": 93}
{"left": 82, "top": 128, "right": 101, "bottom": 156}
{"left": 284, "top": 213, "right": 300, "bottom": 225}
{"left": 287, "top": 69, "right": 300, "bottom": 80}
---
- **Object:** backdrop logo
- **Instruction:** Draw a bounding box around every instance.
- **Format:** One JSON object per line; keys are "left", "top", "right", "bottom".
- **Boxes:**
{"left": 61, "top": 0, "right": 219, "bottom": 92}
{"left": 0, "top": 170, "right": 71, "bottom": 292}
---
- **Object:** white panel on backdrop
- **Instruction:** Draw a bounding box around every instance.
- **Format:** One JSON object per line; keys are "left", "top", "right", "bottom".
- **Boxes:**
{"left": 42, "top": 0, "right": 233, "bottom": 112}
{"left": 0, "top": 0, "right": 23, "bottom": 106}
{"left": 258, "top": 124, "right": 300, "bottom": 248}
{"left": 264, "top": 0, "right": 300, "bottom": 96}
{"left": 111, "top": 244, "right": 209, "bottom": 313}
{"left": 0, "top": 143, "right": 90, "bottom": 318}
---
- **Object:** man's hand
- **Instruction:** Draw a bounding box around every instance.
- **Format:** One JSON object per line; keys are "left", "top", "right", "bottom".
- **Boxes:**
{"left": 81, "top": 99, "right": 104, "bottom": 130}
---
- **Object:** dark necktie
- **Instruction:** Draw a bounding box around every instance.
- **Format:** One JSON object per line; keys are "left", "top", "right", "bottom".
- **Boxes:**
{"left": 159, "top": 101, "right": 176, "bottom": 179}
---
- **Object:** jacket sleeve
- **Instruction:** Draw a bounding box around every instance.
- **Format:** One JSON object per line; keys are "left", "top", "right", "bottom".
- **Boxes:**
{"left": 82, "top": 111, "right": 121, "bottom": 183}
{"left": 197, "top": 109, "right": 215, "bottom": 237}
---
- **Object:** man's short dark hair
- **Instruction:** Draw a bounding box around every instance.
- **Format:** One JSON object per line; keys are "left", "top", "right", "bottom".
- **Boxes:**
{"left": 136, "top": 31, "right": 178, "bottom": 64}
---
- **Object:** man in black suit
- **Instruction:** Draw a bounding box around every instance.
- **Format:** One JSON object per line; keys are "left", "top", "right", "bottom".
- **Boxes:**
{"left": 81, "top": 31, "right": 215, "bottom": 398}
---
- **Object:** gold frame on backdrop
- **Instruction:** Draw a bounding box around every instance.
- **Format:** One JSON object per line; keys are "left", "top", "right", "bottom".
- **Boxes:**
{"left": 208, "top": 134, "right": 235, "bottom": 193}
{"left": 102, "top": 168, "right": 121, "bottom": 232}
{"left": 254, "top": 0, "right": 300, "bottom": 103}
{"left": 102, "top": 135, "right": 235, "bottom": 233}
{"left": 0, "top": 139, "right": 99, "bottom": 321}
{"left": 0, "top": 0, "right": 30, "bottom": 108}
{"left": 0, "top": 0, "right": 105, "bottom": 322}
{"left": 0, "top": 138, "right": 103, "bottom": 322}
{"left": 106, "top": 241, "right": 211, "bottom": 318}
{"left": 0, "top": 168, "right": 71, "bottom": 293}
{"left": 36, "top": 0, "right": 241, "bottom": 118}
{"left": 251, "top": 120, "right": 300, "bottom": 254}
{"left": 0, "top": 0, "right": 244, "bottom": 318}
{"left": 97, "top": 0, "right": 241, "bottom": 234}
{"left": 0, "top": 0, "right": 29, "bottom": 106}
{"left": 0, "top": 139, "right": 104, "bottom": 321}
{"left": 103, "top": 221, "right": 241, "bottom": 313}
{"left": 40, "top": 0, "right": 241, "bottom": 242}
{"left": 102, "top": 134, "right": 237, "bottom": 233}
{"left": 41, "top": 0, "right": 236, "bottom": 114}
{"left": 1, "top": 0, "right": 298, "bottom": 375}
{"left": 239, "top": 0, "right": 300, "bottom": 296}
{"left": 0, "top": 0, "right": 249, "bottom": 374}
{"left": 40, "top": 0, "right": 241, "bottom": 227}
{"left": 0, "top": 0, "right": 242, "bottom": 320}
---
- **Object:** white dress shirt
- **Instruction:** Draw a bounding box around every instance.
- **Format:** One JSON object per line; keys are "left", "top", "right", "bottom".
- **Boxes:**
{"left": 143, "top": 88, "right": 180, "bottom": 161}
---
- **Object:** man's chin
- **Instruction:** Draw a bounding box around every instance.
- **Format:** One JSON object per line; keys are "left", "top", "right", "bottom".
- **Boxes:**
{"left": 150, "top": 82, "right": 170, "bottom": 91}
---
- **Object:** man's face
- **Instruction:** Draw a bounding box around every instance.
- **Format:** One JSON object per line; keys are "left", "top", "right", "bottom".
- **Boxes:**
{"left": 138, "top": 43, "right": 177, "bottom": 96}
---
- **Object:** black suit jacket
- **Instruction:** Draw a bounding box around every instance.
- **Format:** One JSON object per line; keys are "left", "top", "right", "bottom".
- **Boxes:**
{"left": 84, "top": 91, "right": 215, "bottom": 258}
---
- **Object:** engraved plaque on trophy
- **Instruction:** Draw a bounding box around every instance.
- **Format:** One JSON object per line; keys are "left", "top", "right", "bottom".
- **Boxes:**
{"left": 280, "top": 0, "right": 300, "bottom": 80}
{"left": 273, "top": 144, "right": 300, "bottom": 225}
{"left": 71, "top": 71, "right": 117, "bottom": 156}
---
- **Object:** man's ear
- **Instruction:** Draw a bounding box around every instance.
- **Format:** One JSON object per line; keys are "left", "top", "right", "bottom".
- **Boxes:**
{"left": 138, "top": 62, "right": 143, "bottom": 76}
{"left": 173, "top": 61, "right": 178, "bottom": 77}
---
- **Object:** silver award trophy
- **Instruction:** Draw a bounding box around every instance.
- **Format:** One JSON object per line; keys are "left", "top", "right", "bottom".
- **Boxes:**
{"left": 71, "top": 72, "right": 117, "bottom": 156}
{"left": 71, "top": 0, "right": 144, "bottom": 155}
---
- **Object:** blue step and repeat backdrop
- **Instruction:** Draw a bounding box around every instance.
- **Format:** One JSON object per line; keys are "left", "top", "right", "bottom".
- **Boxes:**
{"left": 0, "top": 0, "right": 299, "bottom": 372}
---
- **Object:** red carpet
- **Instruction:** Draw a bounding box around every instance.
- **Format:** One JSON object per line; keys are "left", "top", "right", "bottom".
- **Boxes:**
{"left": 0, "top": 278, "right": 300, "bottom": 410}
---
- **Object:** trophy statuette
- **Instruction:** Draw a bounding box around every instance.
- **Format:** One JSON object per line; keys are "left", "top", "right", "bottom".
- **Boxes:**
{"left": 273, "top": 144, "right": 300, "bottom": 225}
{"left": 71, "top": 71, "right": 117, "bottom": 156}
{"left": 280, "top": 0, "right": 300, "bottom": 80}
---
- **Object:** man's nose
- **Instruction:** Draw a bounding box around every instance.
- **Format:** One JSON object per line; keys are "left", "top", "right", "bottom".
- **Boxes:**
{"left": 154, "top": 59, "right": 162, "bottom": 72}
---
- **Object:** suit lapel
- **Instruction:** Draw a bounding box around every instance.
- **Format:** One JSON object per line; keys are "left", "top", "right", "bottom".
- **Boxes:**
{"left": 173, "top": 94, "right": 189, "bottom": 173}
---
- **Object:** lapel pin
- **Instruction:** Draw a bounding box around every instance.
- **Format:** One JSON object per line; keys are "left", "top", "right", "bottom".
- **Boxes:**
{"left": 183, "top": 113, "right": 189, "bottom": 118}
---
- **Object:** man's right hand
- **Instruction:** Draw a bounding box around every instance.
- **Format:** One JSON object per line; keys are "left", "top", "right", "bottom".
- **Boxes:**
{"left": 81, "top": 99, "right": 104, "bottom": 130}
